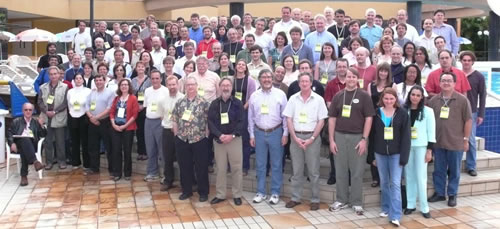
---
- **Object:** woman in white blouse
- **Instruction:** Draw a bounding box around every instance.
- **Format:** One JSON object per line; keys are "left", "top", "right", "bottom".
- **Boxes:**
{"left": 67, "top": 73, "right": 91, "bottom": 169}
{"left": 396, "top": 64, "right": 428, "bottom": 104}
{"left": 281, "top": 55, "right": 298, "bottom": 86}
{"left": 414, "top": 47, "right": 435, "bottom": 86}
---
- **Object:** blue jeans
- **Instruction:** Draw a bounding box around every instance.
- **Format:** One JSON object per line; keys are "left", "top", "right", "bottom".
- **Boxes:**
{"left": 376, "top": 153, "right": 403, "bottom": 221}
{"left": 432, "top": 148, "right": 463, "bottom": 196}
{"left": 255, "top": 127, "right": 284, "bottom": 195}
{"left": 466, "top": 112, "right": 478, "bottom": 170}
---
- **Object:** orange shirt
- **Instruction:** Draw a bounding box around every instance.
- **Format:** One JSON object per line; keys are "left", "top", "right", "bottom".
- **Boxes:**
{"left": 424, "top": 67, "right": 471, "bottom": 94}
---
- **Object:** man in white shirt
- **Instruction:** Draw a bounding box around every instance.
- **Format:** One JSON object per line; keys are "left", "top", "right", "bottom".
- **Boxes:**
{"left": 292, "top": 8, "right": 310, "bottom": 35}
{"left": 73, "top": 20, "right": 92, "bottom": 56}
{"left": 173, "top": 42, "right": 197, "bottom": 77}
{"left": 143, "top": 70, "right": 170, "bottom": 182}
{"left": 415, "top": 19, "right": 438, "bottom": 58}
{"left": 107, "top": 50, "right": 132, "bottom": 78}
{"left": 272, "top": 6, "right": 304, "bottom": 41}
{"left": 324, "top": 6, "right": 336, "bottom": 28}
{"left": 247, "top": 45, "right": 272, "bottom": 81}
{"left": 150, "top": 37, "right": 167, "bottom": 72}
{"left": 159, "top": 75, "right": 184, "bottom": 191}
{"left": 104, "top": 35, "right": 130, "bottom": 64}
{"left": 231, "top": 15, "right": 241, "bottom": 28}
{"left": 243, "top": 13, "right": 256, "bottom": 35}
{"left": 251, "top": 18, "right": 274, "bottom": 59}
{"left": 391, "top": 9, "right": 419, "bottom": 42}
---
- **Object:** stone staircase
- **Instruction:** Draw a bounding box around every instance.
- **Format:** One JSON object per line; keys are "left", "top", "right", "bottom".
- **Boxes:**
{"left": 102, "top": 137, "right": 500, "bottom": 207}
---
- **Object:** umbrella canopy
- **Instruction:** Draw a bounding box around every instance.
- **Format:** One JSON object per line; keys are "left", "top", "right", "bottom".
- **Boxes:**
{"left": 14, "top": 28, "right": 57, "bottom": 42}
{"left": 56, "top": 27, "right": 91, "bottom": 43}
{"left": 0, "top": 31, "right": 15, "bottom": 41}
{"left": 459, "top": 37, "right": 472, "bottom": 45}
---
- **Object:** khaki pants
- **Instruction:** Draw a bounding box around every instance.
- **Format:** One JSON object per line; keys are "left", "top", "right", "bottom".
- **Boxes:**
{"left": 214, "top": 137, "right": 243, "bottom": 199}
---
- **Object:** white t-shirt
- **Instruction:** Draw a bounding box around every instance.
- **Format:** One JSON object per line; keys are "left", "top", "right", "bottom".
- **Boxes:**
{"left": 144, "top": 85, "right": 169, "bottom": 119}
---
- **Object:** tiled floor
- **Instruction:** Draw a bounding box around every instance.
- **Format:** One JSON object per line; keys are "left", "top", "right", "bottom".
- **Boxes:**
{"left": 1, "top": 165, "right": 500, "bottom": 229}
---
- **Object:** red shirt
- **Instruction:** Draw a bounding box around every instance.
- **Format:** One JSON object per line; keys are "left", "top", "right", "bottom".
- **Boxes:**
{"left": 196, "top": 38, "right": 218, "bottom": 59}
{"left": 324, "top": 77, "right": 347, "bottom": 103}
{"left": 124, "top": 39, "right": 137, "bottom": 62}
{"left": 143, "top": 36, "right": 167, "bottom": 52}
{"left": 355, "top": 65, "right": 376, "bottom": 90}
{"left": 109, "top": 94, "right": 139, "bottom": 131}
{"left": 425, "top": 67, "right": 471, "bottom": 94}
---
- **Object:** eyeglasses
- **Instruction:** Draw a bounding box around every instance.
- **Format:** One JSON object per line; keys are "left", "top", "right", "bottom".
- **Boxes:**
{"left": 23, "top": 109, "right": 33, "bottom": 111}
{"left": 440, "top": 79, "right": 454, "bottom": 83}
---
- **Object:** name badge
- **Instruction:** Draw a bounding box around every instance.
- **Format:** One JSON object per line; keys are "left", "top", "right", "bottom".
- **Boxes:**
{"left": 201, "top": 51, "right": 208, "bottom": 57}
{"left": 167, "top": 109, "right": 172, "bottom": 119}
{"left": 197, "top": 88, "right": 205, "bottom": 96}
{"left": 104, "top": 42, "right": 110, "bottom": 49}
{"left": 384, "top": 127, "right": 394, "bottom": 140}
{"left": 137, "top": 92, "right": 144, "bottom": 102}
{"left": 117, "top": 107, "right": 125, "bottom": 118}
{"left": 337, "top": 37, "right": 344, "bottom": 46}
{"left": 230, "top": 55, "right": 236, "bottom": 63}
{"left": 73, "top": 101, "right": 80, "bottom": 111}
{"left": 274, "top": 62, "right": 280, "bottom": 69}
{"left": 342, "top": 105, "right": 351, "bottom": 118}
{"left": 182, "top": 110, "right": 192, "bottom": 121}
{"left": 440, "top": 106, "right": 449, "bottom": 119}
{"left": 150, "top": 103, "right": 157, "bottom": 112}
{"left": 320, "top": 73, "right": 328, "bottom": 85}
{"left": 28, "top": 129, "right": 34, "bottom": 137}
{"left": 221, "top": 112, "right": 229, "bottom": 124}
{"left": 235, "top": 92, "right": 242, "bottom": 101}
{"left": 293, "top": 55, "right": 299, "bottom": 65}
{"left": 358, "top": 79, "right": 364, "bottom": 89}
{"left": 80, "top": 43, "right": 86, "bottom": 50}
{"left": 47, "top": 95, "right": 55, "bottom": 105}
{"left": 411, "top": 127, "right": 418, "bottom": 139}
{"left": 299, "top": 112, "right": 307, "bottom": 123}
{"left": 315, "top": 44, "right": 321, "bottom": 52}
{"left": 90, "top": 101, "right": 96, "bottom": 111}
{"left": 261, "top": 104, "right": 269, "bottom": 114}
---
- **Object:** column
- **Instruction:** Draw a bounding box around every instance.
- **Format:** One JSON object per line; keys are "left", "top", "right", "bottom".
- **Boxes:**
{"left": 407, "top": 1, "right": 422, "bottom": 33}
{"left": 0, "top": 8, "right": 8, "bottom": 60}
{"left": 229, "top": 2, "right": 244, "bottom": 21}
{"left": 489, "top": 11, "right": 499, "bottom": 61}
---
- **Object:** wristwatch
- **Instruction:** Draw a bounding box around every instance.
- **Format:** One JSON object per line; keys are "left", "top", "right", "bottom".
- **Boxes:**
{"left": 232, "top": 134, "right": 236, "bottom": 138}
{"left": 361, "top": 136, "right": 367, "bottom": 140}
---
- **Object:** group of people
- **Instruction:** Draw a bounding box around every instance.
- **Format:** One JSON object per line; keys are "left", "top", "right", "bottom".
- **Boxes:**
{"left": 7, "top": 5, "right": 487, "bottom": 227}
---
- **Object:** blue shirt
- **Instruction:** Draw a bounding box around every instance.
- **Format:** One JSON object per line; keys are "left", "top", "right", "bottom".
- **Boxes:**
{"left": 360, "top": 24, "right": 383, "bottom": 49}
{"left": 119, "top": 33, "right": 132, "bottom": 42}
{"left": 380, "top": 108, "right": 392, "bottom": 127}
{"left": 189, "top": 26, "right": 204, "bottom": 45}
{"left": 280, "top": 42, "right": 314, "bottom": 66}
{"left": 34, "top": 68, "right": 50, "bottom": 94}
{"left": 432, "top": 23, "right": 459, "bottom": 55}
{"left": 304, "top": 30, "right": 338, "bottom": 63}
{"left": 64, "top": 67, "right": 84, "bottom": 81}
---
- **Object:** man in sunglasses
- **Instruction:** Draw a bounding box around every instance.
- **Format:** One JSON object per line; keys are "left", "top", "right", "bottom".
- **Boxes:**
{"left": 7, "top": 103, "right": 47, "bottom": 186}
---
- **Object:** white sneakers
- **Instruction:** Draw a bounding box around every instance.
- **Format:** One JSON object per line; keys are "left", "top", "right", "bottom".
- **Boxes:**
{"left": 379, "top": 212, "right": 389, "bottom": 217}
{"left": 391, "top": 219, "right": 400, "bottom": 227}
{"left": 268, "top": 194, "right": 280, "bottom": 205}
{"left": 252, "top": 193, "right": 280, "bottom": 204}
{"left": 252, "top": 193, "right": 267, "bottom": 203}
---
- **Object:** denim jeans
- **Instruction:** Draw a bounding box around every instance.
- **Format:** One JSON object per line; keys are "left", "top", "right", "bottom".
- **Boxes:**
{"left": 432, "top": 148, "right": 463, "bottom": 196}
{"left": 376, "top": 153, "right": 403, "bottom": 221}
{"left": 255, "top": 127, "right": 284, "bottom": 196}
{"left": 466, "top": 112, "right": 478, "bottom": 170}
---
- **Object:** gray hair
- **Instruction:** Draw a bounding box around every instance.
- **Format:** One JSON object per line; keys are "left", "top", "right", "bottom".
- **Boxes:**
{"left": 298, "top": 72, "right": 313, "bottom": 83}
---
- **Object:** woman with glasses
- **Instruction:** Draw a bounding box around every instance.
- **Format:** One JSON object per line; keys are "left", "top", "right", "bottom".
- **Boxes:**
{"left": 110, "top": 79, "right": 139, "bottom": 181}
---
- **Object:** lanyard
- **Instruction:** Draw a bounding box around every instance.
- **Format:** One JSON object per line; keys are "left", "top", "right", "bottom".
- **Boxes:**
{"left": 234, "top": 76, "right": 246, "bottom": 94}
{"left": 323, "top": 59, "right": 332, "bottom": 76}
{"left": 336, "top": 25, "right": 345, "bottom": 38}
{"left": 442, "top": 97, "right": 451, "bottom": 107}
{"left": 229, "top": 42, "right": 240, "bottom": 56}
{"left": 219, "top": 99, "right": 232, "bottom": 114}
{"left": 343, "top": 88, "right": 358, "bottom": 106}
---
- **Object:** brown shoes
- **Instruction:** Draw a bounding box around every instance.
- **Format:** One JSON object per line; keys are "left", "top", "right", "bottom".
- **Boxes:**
{"left": 310, "top": 203, "right": 320, "bottom": 211}
{"left": 33, "top": 161, "right": 44, "bottom": 171}
{"left": 20, "top": 176, "right": 28, "bottom": 186}
{"left": 285, "top": 201, "right": 301, "bottom": 208}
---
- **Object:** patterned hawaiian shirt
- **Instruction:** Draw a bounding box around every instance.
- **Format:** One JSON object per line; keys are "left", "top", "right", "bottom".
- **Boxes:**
{"left": 171, "top": 95, "right": 210, "bottom": 143}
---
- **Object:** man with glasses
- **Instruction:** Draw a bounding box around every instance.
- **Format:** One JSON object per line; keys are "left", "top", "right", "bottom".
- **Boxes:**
{"left": 427, "top": 72, "right": 472, "bottom": 207}
{"left": 7, "top": 103, "right": 46, "bottom": 186}
{"left": 425, "top": 50, "right": 470, "bottom": 97}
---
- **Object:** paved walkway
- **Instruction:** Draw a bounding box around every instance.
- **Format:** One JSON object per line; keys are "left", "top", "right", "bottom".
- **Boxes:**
{"left": 1, "top": 165, "right": 500, "bottom": 229}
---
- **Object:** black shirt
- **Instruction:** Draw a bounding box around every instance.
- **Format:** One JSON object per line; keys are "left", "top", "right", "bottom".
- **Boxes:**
{"left": 466, "top": 70, "right": 486, "bottom": 117}
{"left": 37, "top": 54, "right": 63, "bottom": 69}
{"left": 327, "top": 25, "right": 350, "bottom": 41}
{"left": 391, "top": 63, "right": 405, "bottom": 84}
{"left": 339, "top": 36, "right": 370, "bottom": 58}
{"left": 287, "top": 80, "right": 325, "bottom": 99}
{"left": 207, "top": 96, "right": 244, "bottom": 140}
{"left": 232, "top": 77, "right": 248, "bottom": 103}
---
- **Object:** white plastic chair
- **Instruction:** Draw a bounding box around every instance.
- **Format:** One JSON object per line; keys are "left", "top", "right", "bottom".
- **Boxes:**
{"left": 5, "top": 138, "right": 44, "bottom": 179}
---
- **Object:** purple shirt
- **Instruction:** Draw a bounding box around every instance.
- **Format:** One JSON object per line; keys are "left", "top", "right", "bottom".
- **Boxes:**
{"left": 248, "top": 87, "right": 288, "bottom": 138}
{"left": 433, "top": 23, "right": 459, "bottom": 55}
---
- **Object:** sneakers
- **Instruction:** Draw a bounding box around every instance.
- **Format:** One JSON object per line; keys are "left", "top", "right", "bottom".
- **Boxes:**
{"left": 379, "top": 212, "right": 389, "bottom": 217}
{"left": 390, "top": 219, "right": 400, "bottom": 227}
{"left": 328, "top": 201, "right": 348, "bottom": 212}
{"left": 143, "top": 175, "right": 160, "bottom": 182}
{"left": 353, "top": 205, "right": 364, "bottom": 215}
{"left": 253, "top": 193, "right": 267, "bottom": 203}
{"left": 268, "top": 194, "right": 280, "bottom": 205}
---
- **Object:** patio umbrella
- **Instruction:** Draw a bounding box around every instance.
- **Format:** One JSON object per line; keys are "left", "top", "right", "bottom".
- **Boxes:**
{"left": 0, "top": 31, "right": 15, "bottom": 60}
{"left": 14, "top": 28, "right": 58, "bottom": 57}
{"left": 459, "top": 37, "right": 472, "bottom": 45}
{"left": 56, "top": 27, "right": 91, "bottom": 43}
